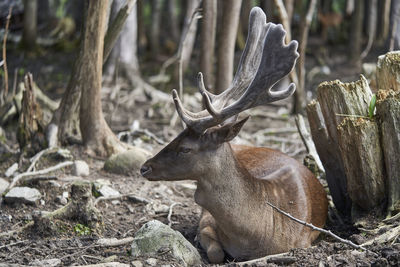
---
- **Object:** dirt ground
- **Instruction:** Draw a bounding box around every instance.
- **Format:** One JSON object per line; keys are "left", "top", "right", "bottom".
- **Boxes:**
{"left": 0, "top": 44, "right": 399, "bottom": 266}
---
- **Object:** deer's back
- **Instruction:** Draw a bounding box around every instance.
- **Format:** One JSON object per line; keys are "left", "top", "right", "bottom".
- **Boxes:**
{"left": 232, "top": 144, "right": 328, "bottom": 230}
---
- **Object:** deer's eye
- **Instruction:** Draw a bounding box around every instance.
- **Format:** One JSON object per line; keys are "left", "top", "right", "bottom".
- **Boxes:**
{"left": 179, "top": 147, "right": 191, "bottom": 154}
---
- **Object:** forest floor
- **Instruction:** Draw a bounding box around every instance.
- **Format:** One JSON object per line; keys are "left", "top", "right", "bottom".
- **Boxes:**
{"left": 0, "top": 44, "right": 399, "bottom": 266}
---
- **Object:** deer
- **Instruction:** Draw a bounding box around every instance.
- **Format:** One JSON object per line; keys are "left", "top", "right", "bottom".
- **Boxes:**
{"left": 140, "top": 7, "right": 328, "bottom": 263}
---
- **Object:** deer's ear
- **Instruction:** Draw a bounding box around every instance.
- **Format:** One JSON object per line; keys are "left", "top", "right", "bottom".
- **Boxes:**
{"left": 211, "top": 116, "right": 249, "bottom": 144}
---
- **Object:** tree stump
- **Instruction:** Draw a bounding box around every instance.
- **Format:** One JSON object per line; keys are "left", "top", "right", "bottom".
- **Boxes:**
{"left": 376, "top": 51, "right": 400, "bottom": 92}
{"left": 306, "top": 100, "right": 350, "bottom": 215}
{"left": 337, "top": 118, "right": 386, "bottom": 211}
{"left": 376, "top": 90, "right": 400, "bottom": 214}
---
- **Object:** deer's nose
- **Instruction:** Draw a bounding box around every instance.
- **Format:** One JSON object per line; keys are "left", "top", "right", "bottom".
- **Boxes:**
{"left": 140, "top": 164, "right": 152, "bottom": 176}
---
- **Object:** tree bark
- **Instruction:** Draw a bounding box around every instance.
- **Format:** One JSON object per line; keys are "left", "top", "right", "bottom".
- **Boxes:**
{"left": 337, "top": 118, "right": 386, "bottom": 211}
{"left": 376, "top": 90, "right": 400, "bottom": 214}
{"left": 166, "top": 0, "right": 180, "bottom": 44}
{"left": 377, "top": 0, "right": 391, "bottom": 45}
{"left": 388, "top": 0, "right": 400, "bottom": 50}
{"left": 149, "top": 0, "right": 163, "bottom": 57}
{"left": 79, "top": 0, "right": 126, "bottom": 156}
{"left": 306, "top": 100, "right": 351, "bottom": 215}
{"left": 349, "top": 0, "right": 364, "bottom": 65}
{"left": 105, "top": 0, "right": 139, "bottom": 79}
{"left": 215, "top": 0, "right": 242, "bottom": 93}
{"left": 361, "top": 0, "right": 377, "bottom": 59}
{"left": 200, "top": 0, "right": 217, "bottom": 91}
{"left": 376, "top": 51, "right": 400, "bottom": 92}
{"left": 21, "top": 0, "right": 38, "bottom": 49}
{"left": 181, "top": 0, "right": 201, "bottom": 72}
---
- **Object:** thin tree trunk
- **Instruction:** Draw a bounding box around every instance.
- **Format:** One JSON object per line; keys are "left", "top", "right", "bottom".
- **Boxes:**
{"left": 350, "top": 0, "right": 364, "bottom": 65}
{"left": 216, "top": 0, "right": 242, "bottom": 93}
{"left": 79, "top": 0, "right": 126, "bottom": 156}
{"left": 377, "top": 0, "right": 391, "bottom": 45}
{"left": 22, "top": 0, "right": 38, "bottom": 49}
{"left": 181, "top": 0, "right": 201, "bottom": 71}
{"left": 298, "top": 0, "right": 317, "bottom": 96}
{"left": 361, "top": 0, "right": 377, "bottom": 59}
{"left": 167, "top": 0, "right": 180, "bottom": 43}
{"left": 388, "top": 0, "right": 400, "bottom": 51}
{"left": 149, "top": 0, "right": 163, "bottom": 57}
{"left": 284, "top": 0, "right": 294, "bottom": 25}
{"left": 137, "top": 0, "right": 147, "bottom": 49}
{"left": 200, "top": 0, "right": 217, "bottom": 91}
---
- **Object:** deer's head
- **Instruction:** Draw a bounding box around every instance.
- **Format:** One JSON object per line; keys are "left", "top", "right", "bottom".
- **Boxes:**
{"left": 140, "top": 7, "right": 299, "bottom": 182}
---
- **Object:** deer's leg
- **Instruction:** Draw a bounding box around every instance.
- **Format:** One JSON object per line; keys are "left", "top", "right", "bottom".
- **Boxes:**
{"left": 199, "top": 208, "right": 225, "bottom": 263}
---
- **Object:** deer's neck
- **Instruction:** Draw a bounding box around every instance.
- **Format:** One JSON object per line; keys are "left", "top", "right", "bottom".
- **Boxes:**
{"left": 194, "top": 143, "right": 260, "bottom": 226}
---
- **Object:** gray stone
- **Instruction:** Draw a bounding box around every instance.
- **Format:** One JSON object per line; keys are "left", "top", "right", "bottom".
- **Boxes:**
{"left": 5, "top": 163, "right": 18, "bottom": 177}
{"left": 104, "top": 147, "right": 151, "bottom": 176}
{"left": 131, "top": 261, "right": 143, "bottom": 267}
{"left": 145, "top": 258, "right": 158, "bottom": 266}
{"left": 0, "top": 178, "right": 10, "bottom": 195}
{"left": 4, "top": 187, "right": 41, "bottom": 205}
{"left": 50, "top": 148, "right": 73, "bottom": 160}
{"left": 98, "top": 185, "right": 120, "bottom": 198}
{"left": 131, "top": 220, "right": 202, "bottom": 266}
{"left": 55, "top": 195, "right": 68, "bottom": 205}
{"left": 72, "top": 160, "right": 90, "bottom": 177}
{"left": 30, "top": 258, "right": 61, "bottom": 266}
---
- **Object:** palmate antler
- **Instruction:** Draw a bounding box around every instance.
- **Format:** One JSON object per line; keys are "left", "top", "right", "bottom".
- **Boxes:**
{"left": 173, "top": 7, "right": 299, "bottom": 134}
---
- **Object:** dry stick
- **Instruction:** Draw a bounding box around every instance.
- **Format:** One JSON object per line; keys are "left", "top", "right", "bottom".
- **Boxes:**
{"left": 0, "top": 221, "right": 34, "bottom": 238}
{"left": 94, "top": 193, "right": 150, "bottom": 206}
{"left": 7, "top": 161, "right": 73, "bottom": 191}
{"left": 167, "top": 202, "right": 180, "bottom": 227}
{"left": 96, "top": 237, "right": 134, "bottom": 247}
{"left": 1, "top": 6, "right": 12, "bottom": 103}
{"left": 0, "top": 240, "right": 27, "bottom": 249}
{"left": 26, "top": 147, "right": 58, "bottom": 172}
{"left": 295, "top": 114, "right": 325, "bottom": 173}
{"left": 236, "top": 251, "right": 292, "bottom": 266}
{"left": 266, "top": 202, "right": 371, "bottom": 252}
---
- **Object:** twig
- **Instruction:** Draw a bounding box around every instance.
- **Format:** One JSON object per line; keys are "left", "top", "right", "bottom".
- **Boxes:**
{"left": 266, "top": 201, "right": 370, "bottom": 252}
{"left": 295, "top": 114, "right": 325, "bottom": 173}
{"left": 27, "top": 147, "right": 57, "bottom": 172}
{"left": 0, "top": 240, "right": 27, "bottom": 249}
{"left": 94, "top": 193, "right": 150, "bottom": 206}
{"left": 383, "top": 212, "right": 400, "bottom": 224}
{"left": 96, "top": 237, "right": 134, "bottom": 247}
{"left": 1, "top": 6, "right": 12, "bottom": 103}
{"left": 235, "top": 251, "right": 291, "bottom": 266}
{"left": 361, "top": 225, "right": 400, "bottom": 246}
{"left": 0, "top": 221, "right": 34, "bottom": 238}
{"left": 24, "top": 176, "right": 57, "bottom": 184}
{"left": 336, "top": 113, "right": 370, "bottom": 119}
{"left": 7, "top": 161, "right": 73, "bottom": 191}
{"left": 167, "top": 202, "right": 180, "bottom": 227}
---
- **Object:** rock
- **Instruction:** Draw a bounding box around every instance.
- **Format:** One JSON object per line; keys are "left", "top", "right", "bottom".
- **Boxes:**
{"left": 0, "top": 178, "right": 10, "bottom": 195}
{"left": 131, "top": 220, "right": 202, "bottom": 266}
{"left": 131, "top": 261, "right": 143, "bottom": 267}
{"left": 5, "top": 163, "right": 18, "bottom": 177}
{"left": 55, "top": 195, "right": 68, "bottom": 205}
{"left": 72, "top": 160, "right": 90, "bottom": 177}
{"left": 104, "top": 147, "right": 151, "bottom": 176}
{"left": 50, "top": 148, "right": 73, "bottom": 160}
{"left": 4, "top": 187, "right": 41, "bottom": 205}
{"left": 145, "top": 201, "right": 169, "bottom": 214}
{"left": 30, "top": 258, "right": 61, "bottom": 266}
{"left": 98, "top": 185, "right": 120, "bottom": 198}
{"left": 145, "top": 258, "right": 158, "bottom": 266}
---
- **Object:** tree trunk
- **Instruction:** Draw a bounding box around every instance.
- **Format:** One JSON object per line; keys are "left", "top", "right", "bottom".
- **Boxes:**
{"left": 149, "top": 0, "right": 163, "bottom": 57}
{"left": 181, "top": 0, "right": 201, "bottom": 72}
{"left": 361, "top": 0, "right": 377, "bottom": 59}
{"left": 349, "top": 0, "right": 364, "bottom": 65}
{"left": 105, "top": 0, "right": 139, "bottom": 79}
{"left": 22, "top": 0, "right": 38, "bottom": 49}
{"left": 167, "top": 0, "right": 180, "bottom": 44}
{"left": 377, "top": 0, "right": 391, "bottom": 45}
{"left": 200, "top": 0, "right": 217, "bottom": 91}
{"left": 215, "top": 0, "right": 242, "bottom": 93}
{"left": 388, "top": 0, "right": 400, "bottom": 50}
{"left": 79, "top": 0, "right": 126, "bottom": 157}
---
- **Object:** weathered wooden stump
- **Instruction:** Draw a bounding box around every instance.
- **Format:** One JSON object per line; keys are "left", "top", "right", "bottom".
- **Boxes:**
{"left": 337, "top": 118, "right": 385, "bottom": 211}
{"left": 376, "top": 90, "right": 400, "bottom": 214}
{"left": 307, "top": 51, "right": 400, "bottom": 219}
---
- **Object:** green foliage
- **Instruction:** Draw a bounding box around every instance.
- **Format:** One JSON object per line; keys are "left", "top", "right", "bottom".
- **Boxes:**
{"left": 368, "top": 94, "right": 376, "bottom": 119}
{"left": 74, "top": 223, "right": 91, "bottom": 236}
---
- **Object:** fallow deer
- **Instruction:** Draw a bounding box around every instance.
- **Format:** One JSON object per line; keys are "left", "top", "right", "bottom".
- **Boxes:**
{"left": 140, "top": 7, "right": 328, "bottom": 263}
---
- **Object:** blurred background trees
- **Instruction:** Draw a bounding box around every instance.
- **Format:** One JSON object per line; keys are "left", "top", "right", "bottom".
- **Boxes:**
{"left": 0, "top": 0, "right": 399, "bottom": 155}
